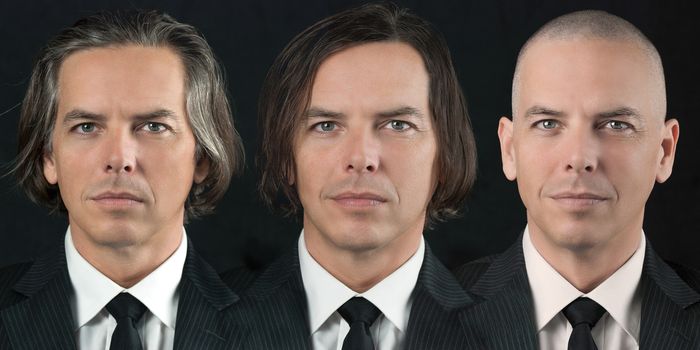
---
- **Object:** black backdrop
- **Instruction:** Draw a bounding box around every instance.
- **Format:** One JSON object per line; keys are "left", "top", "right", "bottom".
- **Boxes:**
{"left": 1, "top": 0, "right": 698, "bottom": 272}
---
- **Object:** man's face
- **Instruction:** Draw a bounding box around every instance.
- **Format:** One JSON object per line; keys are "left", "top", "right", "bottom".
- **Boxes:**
{"left": 499, "top": 38, "right": 678, "bottom": 251}
{"left": 294, "top": 42, "right": 437, "bottom": 254}
{"left": 44, "top": 45, "right": 208, "bottom": 249}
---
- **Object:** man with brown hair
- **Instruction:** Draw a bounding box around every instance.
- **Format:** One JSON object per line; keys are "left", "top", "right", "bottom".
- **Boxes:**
{"left": 0, "top": 10, "right": 246, "bottom": 349}
{"left": 456, "top": 10, "right": 700, "bottom": 349}
{"left": 236, "top": 3, "right": 478, "bottom": 349}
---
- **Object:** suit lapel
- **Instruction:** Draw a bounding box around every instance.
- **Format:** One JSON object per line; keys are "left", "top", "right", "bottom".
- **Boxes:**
{"left": 458, "top": 237, "right": 538, "bottom": 350}
{"left": 173, "top": 241, "right": 246, "bottom": 350}
{"left": 639, "top": 242, "right": 700, "bottom": 349}
{"left": 237, "top": 247, "right": 311, "bottom": 349}
{"left": 404, "top": 245, "right": 474, "bottom": 349}
{"left": 1, "top": 243, "right": 77, "bottom": 350}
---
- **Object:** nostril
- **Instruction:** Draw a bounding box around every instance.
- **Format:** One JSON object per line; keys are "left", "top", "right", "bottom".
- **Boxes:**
{"left": 123, "top": 165, "right": 133, "bottom": 172}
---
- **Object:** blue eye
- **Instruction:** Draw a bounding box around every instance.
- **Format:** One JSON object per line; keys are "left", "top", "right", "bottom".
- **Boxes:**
{"left": 387, "top": 120, "right": 411, "bottom": 131}
{"left": 314, "top": 121, "right": 336, "bottom": 132}
{"left": 537, "top": 120, "right": 558, "bottom": 129}
{"left": 78, "top": 123, "right": 96, "bottom": 133}
{"left": 607, "top": 120, "right": 629, "bottom": 130}
{"left": 142, "top": 122, "right": 166, "bottom": 132}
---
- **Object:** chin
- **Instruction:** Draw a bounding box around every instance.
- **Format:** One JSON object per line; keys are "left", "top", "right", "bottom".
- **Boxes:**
{"left": 330, "top": 227, "right": 386, "bottom": 253}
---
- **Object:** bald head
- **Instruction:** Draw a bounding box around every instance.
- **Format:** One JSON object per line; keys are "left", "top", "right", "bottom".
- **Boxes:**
{"left": 512, "top": 10, "right": 666, "bottom": 120}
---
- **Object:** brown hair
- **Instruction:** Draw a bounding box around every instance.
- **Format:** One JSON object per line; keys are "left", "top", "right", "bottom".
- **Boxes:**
{"left": 14, "top": 10, "right": 244, "bottom": 220}
{"left": 257, "top": 2, "right": 476, "bottom": 225}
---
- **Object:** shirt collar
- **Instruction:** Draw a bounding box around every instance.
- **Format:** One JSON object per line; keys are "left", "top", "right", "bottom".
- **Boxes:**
{"left": 523, "top": 225, "right": 644, "bottom": 341}
{"left": 65, "top": 227, "right": 187, "bottom": 330}
{"left": 298, "top": 230, "right": 424, "bottom": 334}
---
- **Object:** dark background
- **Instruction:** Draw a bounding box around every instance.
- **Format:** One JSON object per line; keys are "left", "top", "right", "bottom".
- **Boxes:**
{"left": 1, "top": 1, "right": 698, "bottom": 272}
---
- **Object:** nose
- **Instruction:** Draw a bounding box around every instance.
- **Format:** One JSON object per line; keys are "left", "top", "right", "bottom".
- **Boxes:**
{"left": 562, "top": 126, "right": 598, "bottom": 174}
{"left": 344, "top": 127, "right": 380, "bottom": 174}
{"left": 103, "top": 129, "right": 136, "bottom": 174}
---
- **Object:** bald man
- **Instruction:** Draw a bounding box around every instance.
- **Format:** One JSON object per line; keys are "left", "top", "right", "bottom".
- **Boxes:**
{"left": 455, "top": 10, "right": 700, "bottom": 350}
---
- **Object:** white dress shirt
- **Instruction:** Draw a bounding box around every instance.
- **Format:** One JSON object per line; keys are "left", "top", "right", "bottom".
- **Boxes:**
{"left": 522, "top": 226, "right": 644, "bottom": 350}
{"left": 298, "top": 230, "right": 424, "bottom": 350}
{"left": 65, "top": 227, "right": 187, "bottom": 350}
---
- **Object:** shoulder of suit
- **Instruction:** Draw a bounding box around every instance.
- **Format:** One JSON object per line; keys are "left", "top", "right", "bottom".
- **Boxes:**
{"left": 0, "top": 261, "right": 33, "bottom": 309}
{"left": 665, "top": 260, "right": 700, "bottom": 294}
{"left": 451, "top": 254, "right": 498, "bottom": 290}
{"left": 219, "top": 265, "right": 259, "bottom": 295}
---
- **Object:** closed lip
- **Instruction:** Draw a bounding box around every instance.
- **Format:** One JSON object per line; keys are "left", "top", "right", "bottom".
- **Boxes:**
{"left": 91, "top": 191, "right": 144, "bottom": 202}
{"left": 549, "top": 192, "right": 609, "bottom": 201}
{"left": 331, "top": 192, "right": 388, "bottom": 202}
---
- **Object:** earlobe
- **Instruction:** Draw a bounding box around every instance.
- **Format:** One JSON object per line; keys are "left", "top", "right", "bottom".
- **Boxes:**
{"left": 498, "top": 116, "right": 517, "bottom": 181}
{"left": 43, "top": 152, "right": 58, "bottom": 185}
{"left": 193, "top": 157, "right": 210, "bottom": 184}
{"left": 656, "top": 118, "right": 680, "bottom": 183}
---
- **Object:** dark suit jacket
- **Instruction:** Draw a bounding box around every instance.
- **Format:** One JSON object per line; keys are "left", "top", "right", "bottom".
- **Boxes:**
{"left": 453, "top": 236, "right": 700, "bottom": 349}
{"left": 226, "top": 244, "right": 476, "bottom": 349}
{"left": 0, "top": 239, "right": 252, "bottom": 350}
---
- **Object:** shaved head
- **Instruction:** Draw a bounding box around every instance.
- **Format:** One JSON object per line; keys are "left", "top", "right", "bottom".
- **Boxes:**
{"left": 512, "top": 10, "right": 666, "bottom": 120}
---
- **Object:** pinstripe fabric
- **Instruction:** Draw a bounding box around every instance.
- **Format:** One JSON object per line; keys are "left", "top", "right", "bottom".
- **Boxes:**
{"left": 229, "top": 248, "right": 312, "bottom": 349}
{"left": 0, "top": 238, "right": 249, "bottom": 350}
{"left": 453, "top": 237, "right": 538, "bottom": 350}
{"left": 638, "top": 243, "right": 700, "bottom": 349}
{"left": 0, "top": 245, "right": 76, "bottom": 350}
{"left": 453, "top": 236, "right": 700, "bottom": 350}
{"left": 232, "top": 244, "right": 480, "bottom": 349}
{"left": 172, "top": 241, "right": 248, "bottom": 350}
{"left": 403, "top": 245, "right": 476, "bottom": 349}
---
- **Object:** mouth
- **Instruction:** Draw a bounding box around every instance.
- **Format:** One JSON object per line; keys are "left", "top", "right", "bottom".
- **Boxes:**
{"left": 90, "top": 191, "right": 144, "bottom": 207}
{"left": 330, "top": 192, "right": 388, "bottom": 208}
{"left": 549, "top": 192, "right": 609, "bottom": 210}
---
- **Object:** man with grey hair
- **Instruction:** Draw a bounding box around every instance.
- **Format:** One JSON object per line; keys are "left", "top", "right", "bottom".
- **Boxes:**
{"left": 456, "top": 10, "right": 700, "bottom": 349}
{"left": 0, "top": 10, "right": 247, "bottom": 349}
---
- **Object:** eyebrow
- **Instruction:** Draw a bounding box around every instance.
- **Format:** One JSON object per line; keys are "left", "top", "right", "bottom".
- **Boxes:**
{"left": 305, "top": 107, "right": 342, "bottom": 119}
{"left": 377, "top": 106, "right": 425, "bottom": 120}
{"left": 523, "top": 105, "right": 642, "bottom": 120}
{"left": 523, "top": 105, "right": 563, "bottom": 118}
{"left": 305, "top": 106, "right": 425, "bottom": 120}
{"left": 597, "top": 107, "right": 641, "bottom": 119}
{"left": 62, "top": 108, "right": 179, "bottom": 125}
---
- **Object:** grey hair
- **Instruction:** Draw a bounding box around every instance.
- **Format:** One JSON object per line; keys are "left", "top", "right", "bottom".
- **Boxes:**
{"left": 512, "top": 10, "right": 666, "bottom": 118}
{"left": 14, "top": 10, "right": 244, "bottom": 220}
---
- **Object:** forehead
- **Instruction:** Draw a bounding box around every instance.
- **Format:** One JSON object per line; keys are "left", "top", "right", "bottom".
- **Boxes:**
{"left": 515, "top": 38, "right": 663, "bottom": 119}
{"left": 56, "top": 45, "right": 186, "bottom": 118}
{"left": 308, "top": 41, "right": 430, "bottom": 113}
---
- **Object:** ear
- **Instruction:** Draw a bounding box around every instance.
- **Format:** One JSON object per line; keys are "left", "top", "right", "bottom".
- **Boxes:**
{"left": 193, "top": 156, "right": 210, "bottom": 184}
{"left": 655, "top": 118, "right": 680, "bottom": 183}
{"left": 43, "top": 151, "right": 58, "bottom": 185}
{"left": 498, "top": 116, "right": 517, "bottom": 181}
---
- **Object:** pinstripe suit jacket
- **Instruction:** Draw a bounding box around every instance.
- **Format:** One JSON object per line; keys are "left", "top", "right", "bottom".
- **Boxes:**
{"left": 228, "top": 244, "right": 477, "bottom": 349}
{"left": 0, "top": 239, "right": 251, "bottom": 350}
{"left": 453, "top": 236, "right": 700, "bottom": 349}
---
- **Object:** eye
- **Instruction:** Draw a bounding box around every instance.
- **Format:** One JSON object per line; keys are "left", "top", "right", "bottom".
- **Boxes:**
{"left": 606, "top": 120, "right": 630, "bottom": 130}
{"left": 313, "top": 121, "right": 336, "bottom": 132}
{"left": 535, "top": 120, "right": 558, "bottom": 129}
{"left": 141, "top": 122, "right": 167, "bottom": 133}
{"left": 77, "top": 123, "right": 96, "bottom": 133}
{"left": 385, "top": 120, "right": 412, "bottom": 131}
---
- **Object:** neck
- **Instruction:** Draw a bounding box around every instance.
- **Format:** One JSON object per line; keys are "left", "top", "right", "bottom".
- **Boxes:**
{"left": 304, "top": 228, "right": 422, "bottom": 293}
{"left": 528, "top": 221, "right": 641, "bottom": 293}
{"left": 70, "top": 223, "right": 183, "bottom": 288}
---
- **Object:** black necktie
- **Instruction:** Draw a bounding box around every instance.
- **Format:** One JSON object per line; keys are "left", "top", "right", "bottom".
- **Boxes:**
{"left": 562, "top": 297, "right": 607, "bottom": 350}
{"left": 106, "top": 293, "right": 147, "bottom": 350}
{"left": 338, "top": 297, "right": 382, "bottom": 350}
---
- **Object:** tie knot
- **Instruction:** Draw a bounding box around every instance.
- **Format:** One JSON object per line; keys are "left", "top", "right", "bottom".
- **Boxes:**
{"left": 338, "top": 297, "right": 381, "bottom": 327}
{"left": 562, "top": 297, "right": 607, "bottom": 328}
{"left": 106, "top": 293, "right": 147, "bottom": 323}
